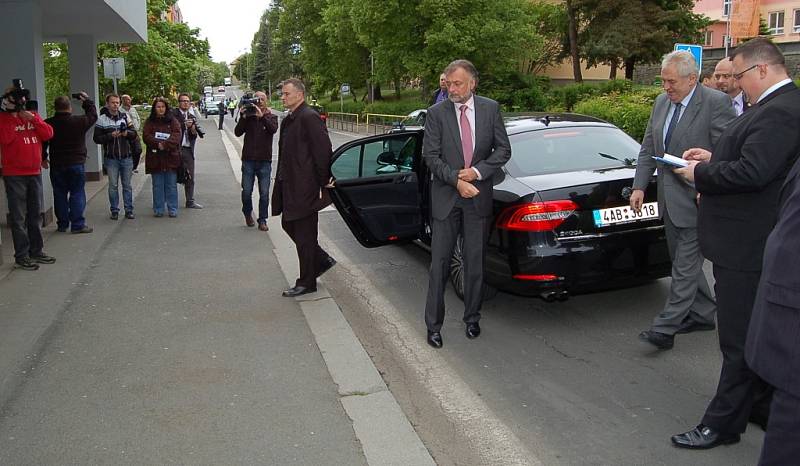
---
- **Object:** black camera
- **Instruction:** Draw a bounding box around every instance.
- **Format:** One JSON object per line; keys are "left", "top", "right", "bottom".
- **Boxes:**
{"left": 240, "top": 94, "right": 261, "bottom": 116}
{"left": 2, "top": 79, "right": 31, "bottom": 112}
{"left": 118, "top": 121, "right": 127, "bottom": 133}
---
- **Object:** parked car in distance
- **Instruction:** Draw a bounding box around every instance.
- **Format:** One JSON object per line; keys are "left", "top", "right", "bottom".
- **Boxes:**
{"left": 327, "top": 113, "right": 671, "bottom": 301}
{"left": 204, "top": 98, "right": 220, "bottom": 116}
{"left": 217, "top": 85, "right": 226, "bottom": 93}
{"left": 309, "top": 102, "right": 328, "bottom": 122}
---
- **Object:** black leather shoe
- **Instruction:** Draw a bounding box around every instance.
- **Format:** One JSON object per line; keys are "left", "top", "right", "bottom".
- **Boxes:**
{"left": 317, "top": 256, "right": 337, "bottom": 277}
{"left": 427, "top": 331, "right": 443, "bottom": 348}
{"left": 676, "top": 319, "right": 716, "bottom": 334}
{"left": 465, "top": 322, "right": 481, "bottom": 339}
{"left": 749, "top": 412, "right": 769, "bottom": 432}
{"left": 671, "top": 425, "right": 740, "bottom": 449}
{"left": 638, "top": 330, "right": 674, "bottom": 350}
{"left": 282, "top": 286, "right": 316, "bottom": 297}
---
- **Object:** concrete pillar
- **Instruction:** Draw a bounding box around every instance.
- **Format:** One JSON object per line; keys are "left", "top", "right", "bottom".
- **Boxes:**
{"left": 0, "top": 0, "right": 52, "bottom": 262}
{"left": 67, "top": 35, "right": 102, "bottom": 181}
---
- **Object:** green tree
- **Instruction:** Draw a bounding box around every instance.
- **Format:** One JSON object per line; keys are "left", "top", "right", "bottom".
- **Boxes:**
{"left": 42, "top": 43, "right": 70, "bottom": 116}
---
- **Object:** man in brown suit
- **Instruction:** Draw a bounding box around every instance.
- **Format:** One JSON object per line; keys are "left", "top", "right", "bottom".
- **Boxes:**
{"left": 272, "top": 78, "right": 336, "bottom": 297}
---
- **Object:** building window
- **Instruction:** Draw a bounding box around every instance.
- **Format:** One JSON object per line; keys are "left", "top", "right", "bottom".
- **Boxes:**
{"left": 769, "top": 11, "right": 785, "bottom": 35}
{"left": 705, "top": 30, "right": 714, "bottom": 46}
{"left": 722, "top": 34, "right": 732, "bottom": 48}
{"left": 723, "top": 0, "right": 732, "bottom": 17}
{"left": 794, "top": 9, "right": 800, "bottom": 33}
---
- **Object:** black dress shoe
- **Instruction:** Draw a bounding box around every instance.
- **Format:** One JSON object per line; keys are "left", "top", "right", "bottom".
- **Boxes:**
{"left": 671, "top": 425, "right": 740, "bottom": 449}
{"left": 427, "top": 331, "right": 443, "bottom": 348}
{"left": 676, "top": 319, "right": 716, "bottom": 334}
{"left": 749, "top": 412, "right": 769, "bottom": 432}
{"left": 282, "top": 285, "right": 316, "bottom": 297}
{"left": 638, "top": 330, "right": 674, "bottom": 350}
{"left": 317, "top": 256, "right": 337, "bottom": 277}
{"left": 465, "top": 322, "right": 481, "bottom": 339}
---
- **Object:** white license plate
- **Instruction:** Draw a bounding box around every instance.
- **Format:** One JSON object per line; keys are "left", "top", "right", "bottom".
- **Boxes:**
{"left": 593, "top": 202, "right": 659, "bottom": 227}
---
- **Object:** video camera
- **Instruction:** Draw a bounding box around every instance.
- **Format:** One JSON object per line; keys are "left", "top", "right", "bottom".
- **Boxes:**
{"left": 240, "top": 93, "right": 261, "bottom": 116}
{"left": 2, "top": 79, "right": 31, "bottom": 112}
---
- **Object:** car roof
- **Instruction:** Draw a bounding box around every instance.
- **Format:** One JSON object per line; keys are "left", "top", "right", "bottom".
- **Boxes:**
{"left": 503, "top": 113, "right": 615, "bottom": 135}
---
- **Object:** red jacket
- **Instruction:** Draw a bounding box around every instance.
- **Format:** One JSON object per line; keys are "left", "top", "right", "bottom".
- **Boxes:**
{"left": 0, "top": 111, "right": 54, "bottom": 176}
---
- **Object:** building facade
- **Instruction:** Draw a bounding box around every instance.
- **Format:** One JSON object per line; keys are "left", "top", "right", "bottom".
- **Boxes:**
{"left": 696, "top": 0, "right": 800, "bottom": 48}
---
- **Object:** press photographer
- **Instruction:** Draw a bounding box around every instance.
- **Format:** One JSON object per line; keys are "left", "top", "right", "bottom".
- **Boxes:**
{"left": 173, "top": 92, "right": 204, "bottom": 209}
{"left": 233, "top": 91, "right": 277, "bottom": 230}
{"left": 0, "top": 79, "right": 57, "bottom": 270}
{"left": 43, "top": 91, "right": 98, "bottom": 234}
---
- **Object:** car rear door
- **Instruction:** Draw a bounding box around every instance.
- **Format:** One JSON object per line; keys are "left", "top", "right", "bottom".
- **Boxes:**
{"left": 329, "top": 132, "right": 424, "bottom": 248}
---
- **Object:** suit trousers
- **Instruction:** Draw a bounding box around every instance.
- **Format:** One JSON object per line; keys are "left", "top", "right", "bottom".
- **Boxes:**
{"left": 651, "top": 210, "right": 716, "bottom": 334}
{"left": 702, "top": 264, "right": 772, "bottom": 433}
{"left": 758, "top": 388, "right": 800, "bottom": 465}
{"left": 180, "top": 146, "right": 196, "bottom": 204}
{"left": 281, "top": 212, "right": 331, "bottom": 289}
{"left": 424, "top": 199, "right": 487, "bottom": 332}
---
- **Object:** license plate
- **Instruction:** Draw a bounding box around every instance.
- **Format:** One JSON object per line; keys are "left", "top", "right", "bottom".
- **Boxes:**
{"left": 593, "top": 202, "right": 659, "bottom": 227}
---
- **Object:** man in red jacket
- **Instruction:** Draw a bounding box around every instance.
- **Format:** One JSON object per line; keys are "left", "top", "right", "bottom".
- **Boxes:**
{"left": 0, "top": 86, "right": 56, "bottom": 270}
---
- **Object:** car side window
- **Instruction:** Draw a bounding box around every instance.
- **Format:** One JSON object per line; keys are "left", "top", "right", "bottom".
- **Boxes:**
{"left": 332, "top": 135, "right": 416, "bottom": 180}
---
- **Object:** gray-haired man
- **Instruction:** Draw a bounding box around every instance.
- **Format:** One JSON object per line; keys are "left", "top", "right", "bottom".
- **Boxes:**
{"left": 632, "top": 50, "right": 736, "bottom": 350}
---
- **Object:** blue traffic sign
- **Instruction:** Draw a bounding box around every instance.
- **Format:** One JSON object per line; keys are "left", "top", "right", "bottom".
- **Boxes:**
{"left": 674, "top": 43, "right": 703, "bottom": 74}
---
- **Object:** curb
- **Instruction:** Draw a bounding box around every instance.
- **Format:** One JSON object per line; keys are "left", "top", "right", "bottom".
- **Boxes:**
{"left": 220, "top": 125, "right": 436, "bottom": 466}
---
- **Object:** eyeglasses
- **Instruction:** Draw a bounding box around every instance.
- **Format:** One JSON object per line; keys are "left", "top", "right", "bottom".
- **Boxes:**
{"left": 178, "top": 99, "right": 190, "bottom": 103}
{"left": 732, "top": 64, "right": 760, "bottom": 81}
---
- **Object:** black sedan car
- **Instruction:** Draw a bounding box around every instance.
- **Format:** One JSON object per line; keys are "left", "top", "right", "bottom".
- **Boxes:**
{"left": 328, "top": 113, "right": 670, "bottom": 301}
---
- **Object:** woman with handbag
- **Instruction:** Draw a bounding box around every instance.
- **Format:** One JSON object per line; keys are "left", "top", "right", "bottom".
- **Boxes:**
{"left": 142, "top": 97, "right": 182, "bottom": 217}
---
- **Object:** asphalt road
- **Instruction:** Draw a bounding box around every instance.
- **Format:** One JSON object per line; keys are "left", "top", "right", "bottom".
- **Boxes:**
{"left": 318, "top": 129, "right": 764, "bottom": 465}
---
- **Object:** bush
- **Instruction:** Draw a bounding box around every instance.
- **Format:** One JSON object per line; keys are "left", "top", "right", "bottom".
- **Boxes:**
{"left": 483, "top": 74, "right": 551, "bottom": 112}
{"left": 573, "top": 90, "right": 658, "bottom": 142}
{"left": 363, "top": 100, "right": 427, "bottom": 117}
{"left": 548, "top": 79, "right": 635, "bottom": 111}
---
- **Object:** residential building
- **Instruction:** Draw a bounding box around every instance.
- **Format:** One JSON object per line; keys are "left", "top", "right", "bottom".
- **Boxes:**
{"left": 696, "top": 0, "right": 800, "bottom": 49}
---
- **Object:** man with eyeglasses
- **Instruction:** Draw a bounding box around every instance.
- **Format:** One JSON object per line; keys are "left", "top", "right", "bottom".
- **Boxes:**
{"left": 672, "top": 38, "right": 800, "bottom": 452}
{"left": 173, "top": 92, "right": 204, "bottom": 209}
{"left": 713, "top": 59, "right": 748, "bottom": 116}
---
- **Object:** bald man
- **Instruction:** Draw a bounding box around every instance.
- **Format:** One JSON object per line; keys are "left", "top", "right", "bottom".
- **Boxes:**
{"left": 714, "top": 59, "right": 747, "bottom": 116}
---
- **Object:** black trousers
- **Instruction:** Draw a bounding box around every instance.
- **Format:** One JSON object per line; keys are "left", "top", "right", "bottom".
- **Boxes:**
{"left": 3, "top": 175, "right": 44, "bottom": 261}
{"left": 180, "top": 146, "right": 195, "bottom": 204}
{"left": 702, "top": 264, "right": 773, "bottom": 433}
{"left": 758, "top": 388, "right": 800, "bottom": 465}
{"left": 281, "top": 212, "right": 330, "bottom": 289}
{"left": 424, "top": 199, "right": 488, "bottom": 332}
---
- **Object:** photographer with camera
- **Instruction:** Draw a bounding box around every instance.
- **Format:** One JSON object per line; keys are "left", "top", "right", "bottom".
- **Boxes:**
{"left": 42, "top": 92, "right": 97, "bottom": 234}
{"left": 233, "top": 91, "right": 277, "bottom": 230}
{"left": 121, "top": 94, "right": 143, "bottom": 173}
{"left": 0, "top": 79, "right": 56, "bottom": 270}
{"left": 93, "top": 93, "right": 138, "bottom": 220}
{"left": 173, "top": 92, "right": 204, "bottom": 209}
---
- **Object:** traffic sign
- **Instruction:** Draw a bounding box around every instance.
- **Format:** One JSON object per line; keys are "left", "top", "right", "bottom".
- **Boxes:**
{"left": 103, "top": 58, "right": 125, "bottom": 80}
{"left": 674, "top": 44, "right": 703, "bottom": 74}
{"left": 340, "top": 83, "right": 350, "bottom": 95}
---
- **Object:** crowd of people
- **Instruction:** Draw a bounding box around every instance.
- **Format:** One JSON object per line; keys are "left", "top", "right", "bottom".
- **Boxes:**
{"left": 1, "top": 38, "right": 799, "bottom": 463}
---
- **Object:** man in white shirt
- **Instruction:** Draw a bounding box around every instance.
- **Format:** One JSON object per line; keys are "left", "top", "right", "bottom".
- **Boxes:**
{"left": 174, "top": 92, "right": 204, "bottom": 209}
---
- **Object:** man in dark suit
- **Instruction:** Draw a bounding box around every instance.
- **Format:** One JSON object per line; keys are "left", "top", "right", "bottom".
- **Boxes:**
{"left": 633, "top": 51, "right": 736, "bottom": 350}
{"left": 272, "top": 78, "right": 336, "bottom": 298}
{"left": 174, "top": 92, "right": 204, "bottom": 209}
{"left": 746, "top": 156, "right": 800, "bottom": 465}
{"left": 672, "top": 38, "right": 800, "bottom": 450}
{"left": 713, "top": 58, "right": 749, "bottom": 116}
{"left": 422, "top": 59, "right": 511, "bottom": 348}
{"left": 428, "top": 73, "right": 448, "bottom": 106}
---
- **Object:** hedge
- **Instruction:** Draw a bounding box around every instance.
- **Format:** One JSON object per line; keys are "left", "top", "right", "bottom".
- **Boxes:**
{"left": 573, "top": 88, "right": 660, "bottom": 143}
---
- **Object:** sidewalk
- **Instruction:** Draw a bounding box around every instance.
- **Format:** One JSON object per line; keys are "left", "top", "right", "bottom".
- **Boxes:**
{"left": 0, "top": 119, "right": 431, "bottom": 465}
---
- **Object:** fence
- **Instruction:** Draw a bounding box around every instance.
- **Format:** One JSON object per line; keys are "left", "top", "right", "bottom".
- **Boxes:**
{"left": 327, "top": 112, "right": 360, "bottom": 133}
{"left": 364, "top": 113, "right": 408, "bottom": 135}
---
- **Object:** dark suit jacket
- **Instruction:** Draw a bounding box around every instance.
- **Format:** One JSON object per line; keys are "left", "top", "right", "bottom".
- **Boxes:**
{"left": 423, "top": 95, "right": 511, "bottom": 220}
{"left": 172, "top": 108, "right": 199, "bottom": 154}
{"left": 272, "top": 102, "right": 333, "bottom": 221}
{"left": 746, "top": 156, "right": 800, "bottom": 396}
{"left": 695, "top": 82, "right": 800, "bottom": 271}
{"left": 634, "top": 84, "right": 735, "bottom": 228}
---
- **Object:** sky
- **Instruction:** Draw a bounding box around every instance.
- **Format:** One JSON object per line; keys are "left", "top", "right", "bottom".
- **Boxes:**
{"left": 178, "top": 0, "right": 271, "bottom": 64}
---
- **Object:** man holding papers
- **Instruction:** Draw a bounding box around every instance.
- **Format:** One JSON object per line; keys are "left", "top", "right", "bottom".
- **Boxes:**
{"left": 671, "top": 38, "right": 800, "bottom": 451}
{"left": 631, "top": 50, "right": 736, "bottom": 350}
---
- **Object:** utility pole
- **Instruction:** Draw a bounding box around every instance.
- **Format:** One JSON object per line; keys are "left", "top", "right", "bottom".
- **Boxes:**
{"left": 370, "top": 52, "right": 374, "bottom": 104}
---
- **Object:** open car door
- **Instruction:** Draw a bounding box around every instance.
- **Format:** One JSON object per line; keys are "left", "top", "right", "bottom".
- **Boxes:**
{"left": 329, "top": 131, "right": 423, "bottom": 248}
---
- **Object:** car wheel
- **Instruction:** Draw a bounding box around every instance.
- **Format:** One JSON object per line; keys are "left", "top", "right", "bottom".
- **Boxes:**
{"left": 449, "top": 235, "right": 498, "bottom": 302}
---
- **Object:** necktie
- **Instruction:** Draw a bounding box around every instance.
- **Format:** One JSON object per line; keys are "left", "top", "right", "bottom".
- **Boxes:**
{"left": 663, "top": 102, "right": 681, "bottom": 151}
{"left": 459, "top": 104, "right": 473, "bottom": 168}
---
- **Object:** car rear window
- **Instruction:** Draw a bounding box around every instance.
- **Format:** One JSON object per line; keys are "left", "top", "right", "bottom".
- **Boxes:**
{"left": 505, "top": 126, "right": 641, "bottom": 177}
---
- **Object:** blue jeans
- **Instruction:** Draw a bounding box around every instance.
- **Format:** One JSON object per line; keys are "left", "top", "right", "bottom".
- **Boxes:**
{"left": 241, "top": 160, "right": 271, "bottom": 224}
{"left": 105, "top": 157, "right": 134, "bottom": 214}
{"left": 151, "top": 170, "right": 178, "bottom": 216}
{"left": 50, "top": 164, "right": 87, "bottom": 231}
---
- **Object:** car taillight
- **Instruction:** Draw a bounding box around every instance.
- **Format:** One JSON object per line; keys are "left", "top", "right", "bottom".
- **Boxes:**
{"left": 496, "top": 200, "right": 577, "bottom": 231}
{"left": 513, "top": 274, "right": 560, "bottom": 281}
